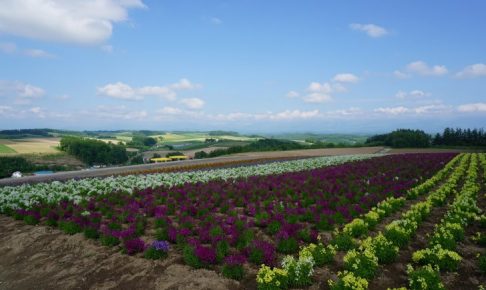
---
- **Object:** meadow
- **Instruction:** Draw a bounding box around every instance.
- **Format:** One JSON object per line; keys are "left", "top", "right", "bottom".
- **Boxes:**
{"left": 1, "top": 152, "right": 484, "bottom": 289}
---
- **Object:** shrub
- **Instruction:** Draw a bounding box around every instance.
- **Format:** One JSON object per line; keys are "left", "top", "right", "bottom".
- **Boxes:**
{"left": 267, "top": 220, "right": 281, "bottom": 235}
{"left": 59, "top": 221, "right": 82, "bottom": 235}
{"left": 155, "top": 228, "right": 169, "bottom": 241}
{"left": 281, "top": 255, "right": 314, "bottom": 287}
{"left": 363, "top": 211, "right": 380, "bottom": 229}
{"left": 124, "top": 238, "right": 146, "bottom": 255}
{"left": 472, "top": 232, "right": 486, "bottom": 246}
{"left": 301, "top": 243, "right": 336, "bottom": 266}
{"left": 256, "top": 265, "right": 288, "bottom": 290}
{"left": 100, "top": 234, "right": 120, "bottom": 247}
{"left": 23, "top": 215, "right": 39, "bottom": 225}
{"left": 362, "top": 234, "right": 399, "bottom": 264}
{"left": 216, "top": 240, "right": 230, "bottom": 262}
{"left": 195, "top": 244, "right": 217, "bottom": 266}
{"left": 343, "top": 218, "right": 368, "bottom": 238}
{"left": 384, "top": 220, "right": 416, "bottom": 248}
{"left": 331, "top": 232, "right": 355, "bottom": 251}
{"left": 343, "top": 248, "right": 379, "bottom": 279}
{"left": 222, "top": 254, "right": 246, "bottom": 280}
{"left": 477, "top": 214, "right": 486, "bottom": 228}
{"left": 144, "top": 240, "right": 169, "bottom": 260}
{"left": 407, "top": 264, "right": 445, "bottom": 290}
{"left": 248, "top": 240, "right": 276, "bottom": 265}
{"left": 328, "top": 271, "right": 368, "bottom": 290}
{"left": 84, "top": 227, "right": 100, "bottom": 239}
{"left": 183, "top": 245, "right": 202, "bottom": 268}
{"left": 277, "top": 237, "right": 299, "bottom": 254}
{"left": 412, "top": 245, "right": 462, "bottom": 271}
{"left": 479, "top": 253, "right": 486, "bottom": 274}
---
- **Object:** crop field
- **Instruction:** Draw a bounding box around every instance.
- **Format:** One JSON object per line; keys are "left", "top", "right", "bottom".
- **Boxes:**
{"left": 0, "top": 153, "right": 485, "bottom": 289}
{"left": 151, "top": 132, "right": 259, "bottom": 143}
{"left": 0, "top": 138, "right": 61, "bottom": 155}
{"left": 0, "top": 143, "right": 16, "bottom": 153}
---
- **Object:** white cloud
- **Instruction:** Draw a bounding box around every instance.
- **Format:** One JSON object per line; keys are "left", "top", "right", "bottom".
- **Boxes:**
{"left": 0, "top": 80, "right": 45, "bottom": 104}
{"left": 290, "top": 73, "right": 359, "bottom": 103}
{"left": 456, "top": 63, "right": 486, "bottom": 78}
{"left": 158, "top": 106, "right": 183, "bottom": 115}
{"left": 0, "top": 42, "right": 16, "bottom": 53}
{"left": 97, "top": 79, "right": 199, "bottom": 101}
{"left": 350, "top": 23, "right": 388, "bottom": 38}
{"left": 286, "top": 91, "right": 299, "bottom": 98}
{"left": 180, "top": 98, "right": 205, "bottom": 109}
{"left": 23, "top": 48, "right": 54, "bottom": 58}
{"left": 101, "top": 44, "right": 114, "bottom": 53}
{"left": 267, "top": 110, "right": 320, "bottom": 120}
{"left": 97, "top": 82, "right": 140, "bottom": 100}
{"left": 457, "top": 103, "right": 486, "bottom": 113}
{"left": 329, "top": 107, "right": 363, "bottom": 117}
{"left": 393, "top": 70, "right": 410, "bottom": 79}
{"left": 307, "top": 82, "right": 332, "bottom": 94}
{"left": 137, "top": 86, "right": 176, "bottom": 100}
{"left": 374, "top": 104, "right": 451, "bottom": 116}
{"left": 304, "top": 93, "right": 332, "bottom": 103}
{"left": 28, "top": 107, "right": 46, "bottom": 118}
{"left": 332, "top": 73, "right": 359, "bottom": 83}
{"left": 154, "top": 107, "right": 322, "bottom": 122}
{"left": 0, "top": 105, "right": 15, "bottom": 117}
{"left": 211, "top": 17, "right": 222, "bottom": 25}
{"left": 374, "top": 106, "right": 409, "bottom": 115}
{"left": 0, "top": 0, "right": 145, "bottom": 44}
{"left": 170, "top": 78, "right": 200, "bottom": 90}
{"left": 406, "top": 61, "right": 448, "bottom": 76}
{"left": 395, "top": 90, "right": 430, "bottom": 99}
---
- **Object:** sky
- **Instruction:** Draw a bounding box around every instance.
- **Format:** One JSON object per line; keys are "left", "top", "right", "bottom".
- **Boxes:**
{"left": 0, "top": 0, "right": 485, "bottom": 133}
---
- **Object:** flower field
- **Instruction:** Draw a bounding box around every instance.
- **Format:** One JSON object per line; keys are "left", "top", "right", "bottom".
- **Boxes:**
{"left": 1, "top": 152, "right": 485, "bottom": 289}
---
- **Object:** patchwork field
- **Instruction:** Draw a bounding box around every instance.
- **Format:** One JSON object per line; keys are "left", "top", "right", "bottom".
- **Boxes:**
{"left": 0, "top": 152, "right": 484, "bottom": 290}
{"left": 0, "top": 138, "right": 61, "bottom": 155}
{"left": 0, "top": 143, "right": 16, "bottom": 154}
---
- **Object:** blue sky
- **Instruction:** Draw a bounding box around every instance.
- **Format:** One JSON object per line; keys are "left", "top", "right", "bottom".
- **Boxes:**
{"left": 0, "top": 0, "right": 485, "bottom": 133}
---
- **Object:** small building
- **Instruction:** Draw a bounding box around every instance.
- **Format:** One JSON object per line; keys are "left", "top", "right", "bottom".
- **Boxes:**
{"left": 150, "top": 157, "right": 172, "bottom": 163}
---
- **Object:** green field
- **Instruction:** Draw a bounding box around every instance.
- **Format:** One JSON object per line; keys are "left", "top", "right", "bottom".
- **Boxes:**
{"left": 0, "top": 144, "right": 16, "bottom": 154}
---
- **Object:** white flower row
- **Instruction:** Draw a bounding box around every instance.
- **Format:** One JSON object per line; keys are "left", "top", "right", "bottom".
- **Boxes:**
{"left": 0, "top": 154, "right": 378, "bottom": 212}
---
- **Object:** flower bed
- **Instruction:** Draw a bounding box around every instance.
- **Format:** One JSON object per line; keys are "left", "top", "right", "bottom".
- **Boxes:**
{"left": 0, "top": 154, "right": 377, "bottom": 213}
{"left": 3, "top": 153, "right": 457, "bottom": 284}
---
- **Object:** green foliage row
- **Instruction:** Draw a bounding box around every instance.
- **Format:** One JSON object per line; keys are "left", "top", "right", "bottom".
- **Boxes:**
{"left": 365, "top": 129, "right": 431, "bottom": 148}
{"left": 59, "top": 136, "right": 128, "bottom": 165}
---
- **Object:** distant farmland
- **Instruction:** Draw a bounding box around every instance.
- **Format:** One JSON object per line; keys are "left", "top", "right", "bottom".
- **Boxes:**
{"left": 0, "top": 138, "right": 61, "bottom": 155}
{"left": 0, "top": 144, "right": 16, "bottom": 154}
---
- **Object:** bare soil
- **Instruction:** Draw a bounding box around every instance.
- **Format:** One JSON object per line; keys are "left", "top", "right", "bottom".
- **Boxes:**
{"left": 0, "top": 216, "right": 239, "bottom": 290}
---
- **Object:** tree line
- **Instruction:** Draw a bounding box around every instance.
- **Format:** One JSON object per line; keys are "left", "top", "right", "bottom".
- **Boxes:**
{"left": 59, "top": 136, "right": 128, "bottom": 166}
{"left": 365, "top": 129, "right": 431, "bottom": 148}
{"left": 194, "top": 139, "right": 351, "bottom": 159}
{"left": 365, "top": 128, "right": 486, "bottom": 148}
{"left": 432, "top": 128, "right": 486, "bottom": 146}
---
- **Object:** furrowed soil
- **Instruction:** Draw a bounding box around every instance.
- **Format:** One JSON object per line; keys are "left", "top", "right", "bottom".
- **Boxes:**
{"left": 0, "top": 216, "right": 238, "bottom": 290}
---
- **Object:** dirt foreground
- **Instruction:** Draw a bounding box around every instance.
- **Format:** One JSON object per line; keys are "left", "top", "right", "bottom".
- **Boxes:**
{"left": 0, "top": 216, "right": 238, "bottom": 290}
